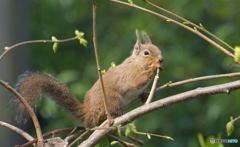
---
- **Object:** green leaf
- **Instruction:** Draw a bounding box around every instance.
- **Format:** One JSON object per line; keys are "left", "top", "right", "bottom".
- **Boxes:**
{"left": 194, "top": 27, "right": 198, "bottom": 31}
{"left": 125, "top": 127, "right": 131, "bottom": 137}
{"left": 183, "top": 21, "right": 190, "bottom": 24}
{"left": 101, "top": 69, "right": 106, "bottom": 74}
{"left": 165, "top": 136, "right": 175, "bottom": 141}
{"left": 75, "top": 30, "right": 88, "bottom": 47}
{"left": 197, "top": 133, "right": 205, "bottom": 147}
{"left": 52, "top": 43, "right": 58, "bottom": 53}
{"left": 226, "top": 121, "right": 234, "bottom": 136}
{"left": 117, "top": 125, "right": 122, "bottom": 137}
{"left": 75, "top": 30, "right": 84, "bottom": 38}
{"left": 111, "top": 62, "right": 116, "bottom": 67}
{"left": 128, "top": 123, "right": 137, "bottom": 133}
{"left": 147, "top": 133, "right": 151, "bottom": 139}
{"left": 234, "top": 46, "right": 240, "bottom": 62}
{"left": 199, "top": 23, "right": 204, "bottom": 28}
{"left": 4, "top": 46, "right": 9, "bottom": 51}
{"left": 51, "top": 36, "right": 59, "bottom": 53}
{"left": 80, "top": 38, "right": 88, "bottom": 47}
{"left": 110, "top": 141, "right": 119, "bottom": 146}
{"left": 127, "top": 0, "right": 133, "bottom": 4}
{"left": 166, "top": 19, "right": 172, "bottom": 22}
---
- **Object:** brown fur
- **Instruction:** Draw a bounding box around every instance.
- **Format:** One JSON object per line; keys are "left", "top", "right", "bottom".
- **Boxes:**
{"left": 15, "top": 32, "right": 163, "bottom": 127}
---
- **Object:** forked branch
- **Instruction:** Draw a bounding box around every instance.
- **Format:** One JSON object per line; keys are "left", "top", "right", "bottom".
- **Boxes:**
{"left": 110, "top": 0, "right": 234, "bottom": 58}
{"left": 0, "top": 80, "right": 44, "bottom": 145}
{"left": 143, "top": 0, "right": 234, "bottom": 51}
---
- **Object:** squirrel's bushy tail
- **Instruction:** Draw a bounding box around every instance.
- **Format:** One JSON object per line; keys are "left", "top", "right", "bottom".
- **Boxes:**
{"left": 15, "top": 71, "right": 82, "bottom": 123}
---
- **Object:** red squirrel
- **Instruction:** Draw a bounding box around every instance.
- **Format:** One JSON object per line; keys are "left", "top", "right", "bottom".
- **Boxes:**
{"left": 15, "top": 31, "right": 163, "bottom": 127}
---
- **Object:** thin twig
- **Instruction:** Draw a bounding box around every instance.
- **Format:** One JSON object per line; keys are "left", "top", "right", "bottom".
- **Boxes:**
{"left": 79, "top": 80, "right": 240, "bottom": 146}
{"left": 110, "top": 0, "right": 234, "bottom": 58}
{"left": 143, "top": 0, "right": 234, "bottom": 51}
{"left": 68, "top": 130, "right": 90, "bottom": 147}
{"left": 65, "top": 133, "right": 81, "bottom": 142}
{"left": 0, "top": 36, "right": 78, "bottom": 62}
{"left": 156, "top": 72, "right": 240, "bottom": 92}
{"left": 108, "top": 134, "right": 138, "bottom": 147}
{"left": 124, "top": 72, "right": 240, "bottom": 108}
{"left": 135, "top": 131, "right": 174, "bottom": 141}
{"left": 20, "top": 127, "right": 85, "bottom": 146}
{"left": 0, "top": 121, "right": 34, "bottom": 141}
{"left": 92, "top": 0, "right": 112, "bottom": 122}
{"left": 0, "top": 80, "right": 44, "bottom": 145}
{"left": 126, "top": 135, "right": 144, "bottom": 146}
{"left": 145, "top": 68, "right": 160, "bottom": 104}
{"left": 232, "top": 116, "right": 240, "bottom": 123}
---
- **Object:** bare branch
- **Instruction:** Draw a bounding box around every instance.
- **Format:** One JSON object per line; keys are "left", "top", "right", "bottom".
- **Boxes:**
{"left": 20, "top": 127, "right": 85, "bottom": 147}
{"left": 0, "top": 80, "right": 44, "bottom": 145}
{"left": 126, "top": 135, "right": 144, "bottom": 146}
{"left": 108, "top": 134, "right": 138, "bottom": 147}
{"left": 232, "top": 116, "right": 240, "bottom": 123}
{"left": 143, "top": 0, "right": 234, "bottom": 51}
{"left": 110, "top": 0, "right": 234, "bottom": 58}
{"left": 145, "top": 68, "right": 160, "bottom": 104}
{"left": 0, "top": 121, "right": 34, "bottom": 141}
{"left": 79, "top": 80, "right": 240, "bottom": 146}
{"left": 92, "top": 0, "right": 113, "bottom": 122}
{"left": 68, "top": 131, "right": 90, "bottom": 147}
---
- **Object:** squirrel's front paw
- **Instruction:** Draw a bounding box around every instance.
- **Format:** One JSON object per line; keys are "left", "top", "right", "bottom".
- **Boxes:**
{"left": 139, "top": 92, "right": 149, "bottom": 103}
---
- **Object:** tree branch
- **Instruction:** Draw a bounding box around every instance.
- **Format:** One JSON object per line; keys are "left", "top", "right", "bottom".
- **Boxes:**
{"left": 79, "top": 80, "right": 240, "bottom": 146}
{"left": 0, "top": 36, "right": 78, "bottom": 62}
{"left": 145, "top": 68, "right": 160, "bottom": 104}
{"left": 109, "top": 0, "right": 234, "bottom": 58}
{"left": 124, "top": 72, "right": 240, "bottom": 109}
{"left": 143, "top": 0, "right": 234, "bottom": 51}
{"left": 156, "top": 72, "right": 240, "bottom": 91}
{"left": 0, "top": 80, "right": 44, "bottom": 145}
{"left": 20, "top": 127, "right": 85, "bottom": 147}
{"left": 92, "top": 0, "right": 112, "bottom": 121}
{"left": 0, "top": 121, "right": 34, "bottom": 141}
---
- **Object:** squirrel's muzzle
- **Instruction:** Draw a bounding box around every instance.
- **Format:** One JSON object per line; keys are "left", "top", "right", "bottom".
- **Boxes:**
{"left": 158, "top": 58, "right": 164, "bottom": 71}
{"left": 150, "top": 58, "right": 163, "bottom": 71}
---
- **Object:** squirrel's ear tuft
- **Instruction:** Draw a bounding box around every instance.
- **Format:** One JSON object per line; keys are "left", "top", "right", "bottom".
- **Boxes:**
{"left": 132, "top": 30, "right": 142, "bottom": 56}
{"left": 142, "top": 31, "right": 152, "bottom": 44}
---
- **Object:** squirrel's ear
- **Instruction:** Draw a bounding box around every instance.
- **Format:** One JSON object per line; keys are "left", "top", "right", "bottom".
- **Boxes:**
{"left": 132, "top": 30, "right": 142, "bottom": 56}
{"left": 142, "top": 31, "right": 152, "bottom": 44}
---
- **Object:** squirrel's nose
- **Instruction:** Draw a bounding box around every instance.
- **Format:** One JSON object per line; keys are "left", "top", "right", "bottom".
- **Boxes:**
{"left": 159, "top": 58, "right": 164, "bottom": 64}
{"left": 158, "top": 59, "right": 164, "bottom": 71}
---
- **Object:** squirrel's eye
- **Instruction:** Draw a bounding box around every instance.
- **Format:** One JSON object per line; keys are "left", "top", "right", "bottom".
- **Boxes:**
{"left": 144, "top": 51, "right": 150, "bottom": 56}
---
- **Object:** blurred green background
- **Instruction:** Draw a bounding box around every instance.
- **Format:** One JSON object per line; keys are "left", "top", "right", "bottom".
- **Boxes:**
{"left": 1, "top": 0, "right": 240, "bottom": 146}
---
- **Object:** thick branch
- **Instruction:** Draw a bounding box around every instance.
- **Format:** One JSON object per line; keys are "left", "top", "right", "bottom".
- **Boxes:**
{"left": 79, "top": 80, "right": 240, "bottom": 146}
{"left": 0, "top": 121, "right": 34, "bottom": 141}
